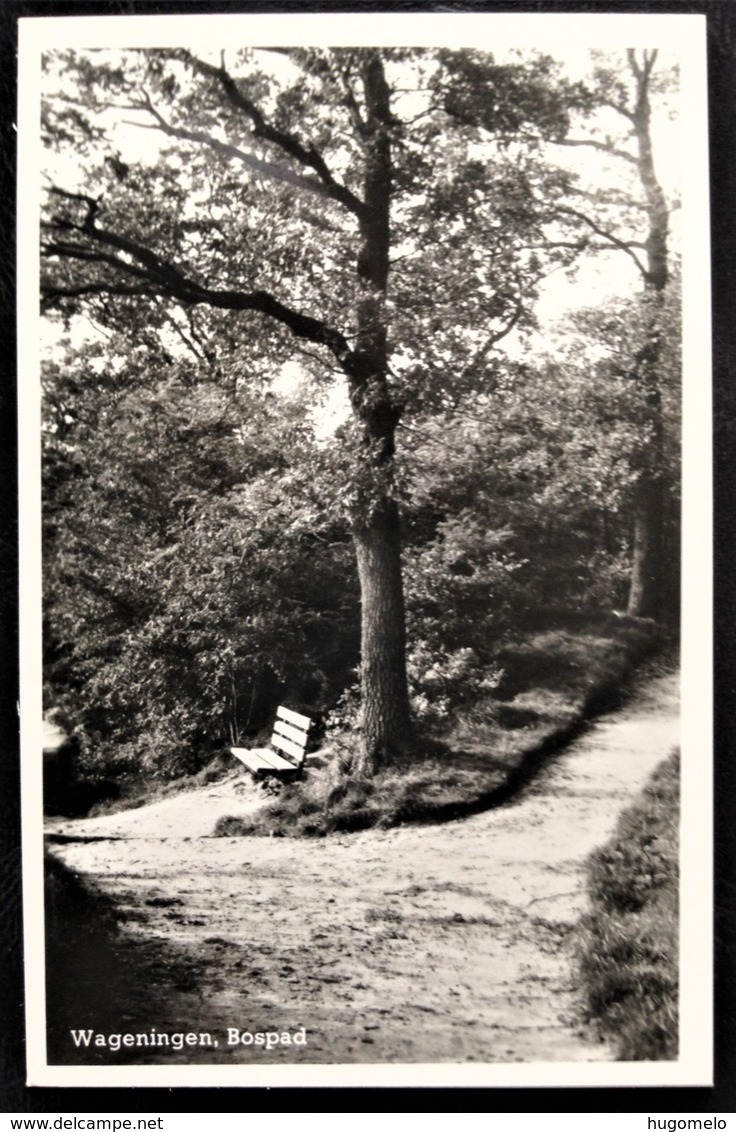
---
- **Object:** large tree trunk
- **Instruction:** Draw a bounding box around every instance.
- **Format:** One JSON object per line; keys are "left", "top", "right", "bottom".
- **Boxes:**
{"left": 353, "top": 498, "right": 413, "bottom": 775}
{"left": 627, "top": 475, "right": 666, "bottom": 619}
{"left": 343, "top": 50, "right": 413, "bottom": 774}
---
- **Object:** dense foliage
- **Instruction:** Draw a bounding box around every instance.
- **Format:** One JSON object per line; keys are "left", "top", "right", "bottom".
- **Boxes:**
{"left": 40, "top": 45, "right": 681, "bottom": 784}
{"left": 43, "top": 335, "right": 360, "bottom": 777}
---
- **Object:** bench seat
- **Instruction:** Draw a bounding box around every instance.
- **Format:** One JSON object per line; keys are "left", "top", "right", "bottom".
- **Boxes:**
{"left": 230, "top": 706, "right": 314, "bottom": 780}
{"left": 231, "top": 746, "right": 297, "bottom": 775}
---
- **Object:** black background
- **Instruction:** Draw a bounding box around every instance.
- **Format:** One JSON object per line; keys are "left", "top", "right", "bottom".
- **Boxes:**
{"left": 2, "top": 0, "right": 734, "bottom": 1113}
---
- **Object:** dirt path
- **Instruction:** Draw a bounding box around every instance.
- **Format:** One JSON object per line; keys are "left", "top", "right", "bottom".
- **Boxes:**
{"left": 46, "top": 667, "right": 679, "bottom": 1065}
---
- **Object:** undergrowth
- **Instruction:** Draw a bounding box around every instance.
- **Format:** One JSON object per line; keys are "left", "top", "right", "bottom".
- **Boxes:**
{"left": 216, "top": 615, "right": 664, "bottom": 838}
{"left": 577, "top": 749, "right": 680, "bottom": 1060}
{"left": 78, "top": 751, "right": 235, "bottom": 820}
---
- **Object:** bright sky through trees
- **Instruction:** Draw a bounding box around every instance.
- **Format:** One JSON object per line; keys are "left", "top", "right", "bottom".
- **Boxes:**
{"left": 39, "top": 43, "right": 681, "bottom": 444}
{"left": 40, "top": 43, "right": 681, "bottom": 353}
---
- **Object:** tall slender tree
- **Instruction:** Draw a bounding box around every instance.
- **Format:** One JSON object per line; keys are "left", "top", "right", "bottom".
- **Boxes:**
{"left": 549, "top": 50, "right": 678, "bottom": 618}
{"left": 621, "top": 49, "right": 673, "bottom": 618}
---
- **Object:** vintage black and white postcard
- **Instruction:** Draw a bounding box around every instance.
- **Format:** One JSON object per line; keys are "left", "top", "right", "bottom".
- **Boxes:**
{"left": 18, "top": 9, "right": 712, "bottom": 1088}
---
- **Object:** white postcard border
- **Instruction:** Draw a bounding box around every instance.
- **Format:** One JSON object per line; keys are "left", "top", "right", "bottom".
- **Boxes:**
{"left": 18, "top": 9, "right": 713, "bottom": 1089}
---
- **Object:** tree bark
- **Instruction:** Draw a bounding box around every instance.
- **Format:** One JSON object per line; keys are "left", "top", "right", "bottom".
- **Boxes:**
{"left": 353, "top": 498, "right": 413, "bottom": 775}
{"left": 625, "top": 50, "right": 672, "bottom": 621}
{"left": 346, "top": 50, "right": 414, "bottom": 773}
{"left": 626, "top": 475, "right": 665, "bottom": 619}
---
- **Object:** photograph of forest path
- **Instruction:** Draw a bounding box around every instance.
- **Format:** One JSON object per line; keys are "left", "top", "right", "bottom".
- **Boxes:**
{"left": 33, "top": 24, "right": 693, "bottom": 1074}
{"left": 44, "top": 662, "right": 679, "bottom": 1065}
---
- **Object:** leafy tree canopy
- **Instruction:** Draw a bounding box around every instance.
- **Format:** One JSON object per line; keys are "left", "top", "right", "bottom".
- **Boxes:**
{"left": 40, "top": 45, "right": 681, "bottom": 775}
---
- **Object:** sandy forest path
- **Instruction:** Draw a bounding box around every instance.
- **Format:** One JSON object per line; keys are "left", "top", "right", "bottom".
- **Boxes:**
{"left": 46, "top": 667, "right": 679, "bottom": 1065}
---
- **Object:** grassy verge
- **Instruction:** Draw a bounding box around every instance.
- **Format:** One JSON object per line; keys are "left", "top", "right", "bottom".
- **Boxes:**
{"left": 216, "top": 614, "right": 665, "bottom": 838}
{"left": 577, "top": 750, "right": 680, "bottom": 1060}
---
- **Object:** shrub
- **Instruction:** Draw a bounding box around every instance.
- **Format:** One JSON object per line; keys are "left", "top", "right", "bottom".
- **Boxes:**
{"left": 577, "top": 750, "right": 679, "bottom": 1060}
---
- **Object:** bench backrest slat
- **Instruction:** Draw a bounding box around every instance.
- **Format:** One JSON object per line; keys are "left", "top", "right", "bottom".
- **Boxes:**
{"left": 277, "top": 705, "right": 312, "bottom": 732}
{"left": 273, "top": 718, "right": 310, "bottom": 747}
{"left": 272, "top": 732, "right": 308, "bottom": 763}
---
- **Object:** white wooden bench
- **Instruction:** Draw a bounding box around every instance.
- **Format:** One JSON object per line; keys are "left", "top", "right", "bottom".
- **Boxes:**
{"left": 230, "top": 706, "right": 313, "bottom": 780}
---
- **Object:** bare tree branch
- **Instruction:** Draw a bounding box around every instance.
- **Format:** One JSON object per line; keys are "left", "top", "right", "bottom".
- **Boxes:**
{"left": 159, "top": 305, "right": 208, "bottom": 363}
{"left": 553, "top": 205, "right": 649, "bottom": 278}
{"left": 551, "top": 137, "right": 637, "bottom": 165}
{"left": 41, "top": 282, "right": 158, "bottom": 310}
{"left": 291, "top": 341, "right": 346, "bottom": 378}
{"left": 42, "top": 239, "right": 155, "bottom": 283}
{"left": 566, "top": 184, "right": 650, "bottom": 211}
{"left": 600, "top": 98, "right": 635, "bottom": 123}
{"left": 182, "top": 308, "right": 218, "bottom": 363}
{"left": 178, "top": 51, "right": 366, "bottom": 219}
{"left": 335, "top": 63, "right": 369, "bottom": 139}
{"left": 627, "top": 48, "right": 643, "bottom": 81}
{"left": 428, "top": 299, "right": 526, "bottom": 390}
{"left": 43, "top": 185, "right": 354, "bottom": 363}
{"left": 627, "top": 48, "right": 658, "bottom": 85}
{"left": 127, "top": 98, "right": 352, "bottom": 208}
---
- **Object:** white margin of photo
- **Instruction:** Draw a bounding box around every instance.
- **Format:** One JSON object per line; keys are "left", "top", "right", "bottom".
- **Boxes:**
{"left": 18, "top": 9, "right": 713, "bottom": 1089}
